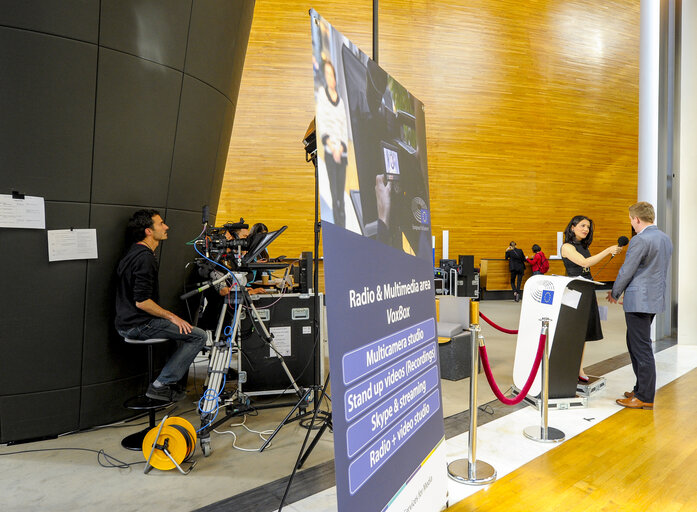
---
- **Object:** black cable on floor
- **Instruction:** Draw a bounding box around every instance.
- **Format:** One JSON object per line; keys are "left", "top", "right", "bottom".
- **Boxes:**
{"left": 0, "top": 447, "right": 145, "bottom": 469}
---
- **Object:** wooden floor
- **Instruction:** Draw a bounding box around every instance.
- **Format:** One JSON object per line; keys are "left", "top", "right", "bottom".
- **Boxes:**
{"left": 448, "top": 367, "right": 697, "bottom": 512}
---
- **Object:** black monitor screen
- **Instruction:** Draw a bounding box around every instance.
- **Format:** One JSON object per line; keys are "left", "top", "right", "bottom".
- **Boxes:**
{"left": 242, "top": 226, "right": 287, "bottom": 264}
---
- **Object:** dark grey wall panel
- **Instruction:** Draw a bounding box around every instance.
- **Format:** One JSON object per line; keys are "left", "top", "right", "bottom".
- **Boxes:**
{"left": 185, "top": 0, "right": 254, "bottom": 100}
{"left": 210, "top": 101, "right": 236, "bottom": 217}
{"left": 92, "top": 47, "right": 182, "bottom": 207}
{"left": 1, "top": 2, "right": 254, "bottom": 442}
{"left": 99, "top": 0, "right": 192, "bottom": 69}
{"left": 0, "top": 201, "right": 87, "bottom": 395}
{"left": 0, "top": 0, "right": 99, "bottom": 43}
{"left": 158, "top": 209, "right": 205, "bottom": 317}
{"left": 79, "top": 377, "right": 143, "bottom": 429}
{"left": 168, "top": 76, "right": 228, "bottom": 212}
{"left": 81, "top": 204, "right": 149, "bottom": 384}
{"left": 224, "top": 0, "right": 255, "bottom": 106}
{"left": 0, "top": 27, "right": 96, "bottom": 202}
{"left": 0, "top": 388, "right": 80, "bottom": 443}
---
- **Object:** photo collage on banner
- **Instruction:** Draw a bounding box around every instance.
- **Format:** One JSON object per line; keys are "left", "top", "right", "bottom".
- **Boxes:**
{"left": 311, "top": 10, "right": 448, "bottom": 512}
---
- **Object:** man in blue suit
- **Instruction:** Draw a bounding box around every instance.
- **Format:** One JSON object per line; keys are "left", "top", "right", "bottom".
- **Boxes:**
{"left": 607, "top": 202, "right": 672, "bottom": 410}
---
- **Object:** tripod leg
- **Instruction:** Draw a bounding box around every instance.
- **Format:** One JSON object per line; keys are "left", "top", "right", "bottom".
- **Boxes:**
{"left": 297, "top": 413, "right": 332, "bottom": 469}
{"left": 259, "top": 387, "right": 312, "bottom": 452}
{"left": 244, "top": 295, "right": 303, "bottom": 396}
{"left": 199, "top": 301, "right": 242, "bottom": 454}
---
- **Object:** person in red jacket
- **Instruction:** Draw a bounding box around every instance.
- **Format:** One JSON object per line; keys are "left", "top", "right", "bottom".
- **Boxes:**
{"left": 527, "top": 244, "right": 546, "bottom": 275}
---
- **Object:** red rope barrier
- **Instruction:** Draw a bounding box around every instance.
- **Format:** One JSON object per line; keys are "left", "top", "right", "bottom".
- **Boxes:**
{"left": 479, "top": 312, "right": 518, "bottom": 334}
{"left": 478, "top": 332, "right": 546, "bottom": 405}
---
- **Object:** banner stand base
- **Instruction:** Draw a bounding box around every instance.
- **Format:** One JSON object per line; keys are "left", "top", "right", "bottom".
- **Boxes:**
{"left": 576, "top": 376, "right": 606, "bottom": 397}
{"left": 447, "top": 459, "right": 497, "bottom": 485}
{"left": 512, "top": 386, "right": 588, "bottom": 410}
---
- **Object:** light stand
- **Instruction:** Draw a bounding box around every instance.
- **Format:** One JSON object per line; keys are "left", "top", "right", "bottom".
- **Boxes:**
{"left": 277, "top": 120, "right": 333, "bottom": 512}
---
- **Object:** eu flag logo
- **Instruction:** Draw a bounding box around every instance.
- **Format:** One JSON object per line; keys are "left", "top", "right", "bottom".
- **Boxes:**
{"left": 541, "top": 290, "right": 554, "bottom": 305}
{"left": 420, "top": 209, "right": 429, "bottom": 225}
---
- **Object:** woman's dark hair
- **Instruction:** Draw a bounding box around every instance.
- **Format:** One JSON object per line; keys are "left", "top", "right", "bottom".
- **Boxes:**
{"left": 563, "top": 215, "right": 594, "bottom": 248}
{"left": 249, "top": 223, "right": 268, "bottom": 238}
{"left": 322, "top": 59, "right": 336, "bottom": 83}
{"left": 127, "top": 209, "right": 159, "bottom": 243}
{"left": 532, "top": 244, "right": 541, "bottom": 253}
{"left": 249, "top": 223, "right": 270, "bottom": 260}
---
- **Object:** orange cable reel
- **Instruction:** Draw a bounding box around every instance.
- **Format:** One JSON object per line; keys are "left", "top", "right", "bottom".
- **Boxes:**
{"left": 142, "top": 416, "right": 197, "bottom": 471}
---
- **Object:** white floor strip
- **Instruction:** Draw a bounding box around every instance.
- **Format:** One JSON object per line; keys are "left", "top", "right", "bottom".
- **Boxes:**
{"left": 283, "top": 344, "right": 697, "bottom": 512}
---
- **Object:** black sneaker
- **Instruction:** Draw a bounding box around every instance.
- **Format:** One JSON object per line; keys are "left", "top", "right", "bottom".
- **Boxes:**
{"left": 146, "top": 383, "right": 187, "bottom": 402}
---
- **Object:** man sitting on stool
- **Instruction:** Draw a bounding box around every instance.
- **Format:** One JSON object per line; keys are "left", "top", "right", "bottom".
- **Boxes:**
{"left": 115, "top": 209, "right": 207, "bottom": 402}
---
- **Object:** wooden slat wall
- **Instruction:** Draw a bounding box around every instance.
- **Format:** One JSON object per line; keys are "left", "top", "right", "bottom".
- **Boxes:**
{"left": 480, "top": 259, "right": 570, "bottom": 291}
{"left": 218, "top": 0, "right": 639, "bottom": 279}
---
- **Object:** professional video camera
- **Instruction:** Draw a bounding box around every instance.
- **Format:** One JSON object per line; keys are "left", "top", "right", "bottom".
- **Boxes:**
{"left": 194, "top": 217, "right": 287, "bottom": 272}
{"left": 205, "top": 219, "right": 249, "bottom": 251}
{"left": 181, "top": 213, "right": 303, "bottom": 457}
{"left": 180, "top": 215, "right": 288, "bottom": 302}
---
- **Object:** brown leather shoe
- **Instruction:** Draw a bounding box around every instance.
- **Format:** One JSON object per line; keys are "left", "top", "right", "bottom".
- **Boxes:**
{"left": 616, "top": 397, "right": 653, "bottom": 410}
{"left": 623, "top": 391, "right": 635, "bottom": 398}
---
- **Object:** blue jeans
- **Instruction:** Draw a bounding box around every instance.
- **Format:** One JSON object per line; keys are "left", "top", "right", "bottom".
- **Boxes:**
{"left": 118, "top": 318, "right": 207, "bottom": 385}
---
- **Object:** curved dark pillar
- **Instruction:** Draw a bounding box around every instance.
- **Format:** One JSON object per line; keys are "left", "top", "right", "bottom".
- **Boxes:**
{"left": 0, "top": 0, "right": 255, "bottom": 442}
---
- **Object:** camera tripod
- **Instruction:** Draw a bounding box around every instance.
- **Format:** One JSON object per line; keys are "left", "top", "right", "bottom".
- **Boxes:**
{"left": 194, "top": 271, "right": 323, "bottom": 457}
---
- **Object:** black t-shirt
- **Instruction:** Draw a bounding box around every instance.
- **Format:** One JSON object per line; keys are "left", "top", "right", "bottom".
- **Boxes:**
{"left": 115, "top": 243, "right": 159, "bottom": 332}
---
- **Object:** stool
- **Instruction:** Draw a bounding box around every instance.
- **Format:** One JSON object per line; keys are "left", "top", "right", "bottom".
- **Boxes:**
{"left": 121, "top": 337, "right": 174, "bottom": 451}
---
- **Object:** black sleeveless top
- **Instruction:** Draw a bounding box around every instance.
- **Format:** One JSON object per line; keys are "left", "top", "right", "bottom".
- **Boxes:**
{"left": 562, "top": 241, "right": 592, "bottom": 279}
{"left": 562, "top": 240, "right": 603, "bottom": 342}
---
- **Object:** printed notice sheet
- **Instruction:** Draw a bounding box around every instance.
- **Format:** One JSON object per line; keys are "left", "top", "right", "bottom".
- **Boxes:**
{"left": 0, "top": 194, "right": 46, "bottom": 229}
{"left": 47, "top": 229, "right": 98, "bottom": 262}
{"left": 269, "top": 326, "right": 292, "bottom": 357}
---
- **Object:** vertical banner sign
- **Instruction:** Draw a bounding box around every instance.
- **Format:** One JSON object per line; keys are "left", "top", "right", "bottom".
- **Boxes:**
{"left": 311, "top": 10, "right": 448, "bottom": 512}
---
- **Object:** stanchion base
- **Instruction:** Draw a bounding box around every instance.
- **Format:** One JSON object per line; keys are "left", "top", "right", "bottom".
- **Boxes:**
{"left": 447, "top": 458, "right": 497, "bottom": 485}
{"left": 523, "top": 425, "right": 565, "bottom": 443}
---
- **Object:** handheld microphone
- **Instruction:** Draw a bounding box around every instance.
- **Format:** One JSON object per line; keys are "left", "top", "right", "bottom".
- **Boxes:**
{"left": 593, "top": 235, "right": 629, "bottom": 281}
{"left": 611, "top": 236, "right": 629, "bottom": 259}
{"left": 202, "top": 205, "right": 209, "bottom": 225}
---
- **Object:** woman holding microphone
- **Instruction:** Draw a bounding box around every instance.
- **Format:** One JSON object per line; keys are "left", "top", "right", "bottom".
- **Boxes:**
{"left": 561, "top": 215, "right": 622, "bottom": 382}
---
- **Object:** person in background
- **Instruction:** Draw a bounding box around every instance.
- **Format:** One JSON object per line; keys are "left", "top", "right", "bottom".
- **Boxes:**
{"left": 317, "top": 59, "right": 349, "bottom": 227}
{"left": 246, "top": 222, "right": 275, "bottom": 294}
{"left": 527, "top": 244, "right": 546, "bottom": 275}
{"left": 212, "top": 223, "right": 249, "bottom": 298}
{"left": 248, "top": 223, "right": 269, "bottom": 261}
{"left": 607, "top": 202, "right": 672, "bottom": 410}
{"left": 505, "top": 241, "right": 526, "bottom": 302}
{"left": 561, "top": 215, "right": 621, "bottom": 382}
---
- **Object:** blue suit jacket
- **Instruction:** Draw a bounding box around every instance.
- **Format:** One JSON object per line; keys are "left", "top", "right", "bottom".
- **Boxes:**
{"left": 611, "top": 225, "right": 672, "bottom": 313}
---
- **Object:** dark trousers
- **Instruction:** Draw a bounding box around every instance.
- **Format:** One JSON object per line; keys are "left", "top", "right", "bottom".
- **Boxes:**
{"left": 325, "top": 152, "right": 347, "bottom": 227}
{"left": 510, "top": 270, "right": 523, "bottom": 294}
{"left": 625, "top": 312, "right": 656, "bottom": 402}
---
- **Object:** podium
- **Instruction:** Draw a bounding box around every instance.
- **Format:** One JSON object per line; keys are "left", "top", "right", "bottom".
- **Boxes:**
{"left": 513, "top": 275, "right": 599, "bottom": 400}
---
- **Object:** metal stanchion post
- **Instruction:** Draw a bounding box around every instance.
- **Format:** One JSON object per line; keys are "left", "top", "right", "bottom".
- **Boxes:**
{"left": 523, "top": 317, "right": 565, "bottom": 443}
{"left": 448, "top": 300, "right": 496, "bottom": 485}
